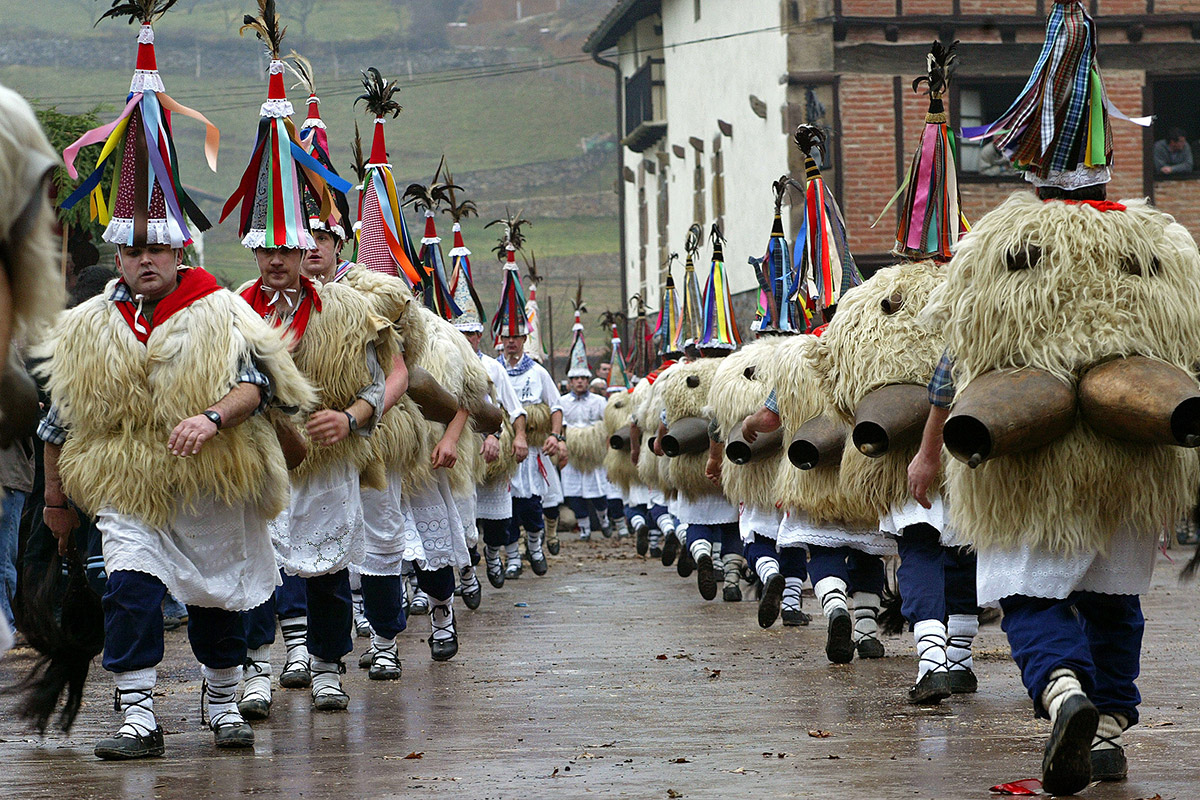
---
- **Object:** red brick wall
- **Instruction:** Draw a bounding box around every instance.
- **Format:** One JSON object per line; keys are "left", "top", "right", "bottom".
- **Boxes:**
{"left": 1153, "top": 180, "right": 1200, "bottom": 241}
{"left": 1155, "top": 0, "right": 1200, "bottom": 12}
{"left": 902, "top": 0, "right": 953, "bottom": 13}
{"left": 1106, "top": 70, "right": 1146, "bottom": 202}
{"left": 840, "top": 0, "right": 896, "bottom": 14}
{"left": 958, "top": 0, "right": 1039, "bottom": 13}
{"left": 839, "top": 75, "right": 901, "bottom": 255}
{"left": 1096, "top": 0, "right": 1149, "bottom": 12}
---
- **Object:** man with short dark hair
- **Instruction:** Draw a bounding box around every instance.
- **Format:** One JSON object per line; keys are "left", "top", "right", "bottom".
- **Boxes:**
{"left": 1154, "top": 126, "right": 1193, "bottom": 175}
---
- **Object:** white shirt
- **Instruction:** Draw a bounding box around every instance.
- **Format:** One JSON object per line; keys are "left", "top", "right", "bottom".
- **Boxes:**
{"left": 559, "top": 390, "right": 606, "bottom": 428}
{"left": 480, "top": 353, "right": 525, "bottom": 422}
{"left": 502, "top": 358, "right": 562, "bottom": 414}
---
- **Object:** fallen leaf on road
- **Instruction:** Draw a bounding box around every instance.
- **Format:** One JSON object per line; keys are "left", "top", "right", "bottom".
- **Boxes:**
{"left": 672, "top": 653, "right": 693, "bottom": 660}
{"left": 808, "top": 730, "right": 832, "bottom": 738}
{"left": 404, "top": 751, "right": 424, "bottom": 759}
{"left": 579, "top": 751, "right": 597, "bottom": 759}
{"left": 827, "top": 754, "right": 840, "bottom": 760}
{"left": 1133, "top": 795, "right": 1163, "bottom": 800}
{"left": 670, "top": 757, "right": 690, "bottom": 763}
{"left": 761, "top": 752, "right": 772, "bottom": 758}
{"left": 550, "top": 768, "right": 559, "bottom": 778}
{"left": 655, "top": 654, "right": 668, "bottom": 660}
{"left": 729, "top": 767, "right": 746, "bottom": 774}
{"left": 667, "top": 791, "right": 683, "bottom": 799}
{"left": 706, "top": 669, "right": 721, "bottom": 680}
{"left": 777, "top": 753, "right": 788, "bottom": 759}
{"left": 988, "top": 778, "right": 1041, "bottom": 795}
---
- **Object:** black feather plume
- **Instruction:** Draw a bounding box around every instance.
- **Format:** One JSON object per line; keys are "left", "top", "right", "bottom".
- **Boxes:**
{"left": 793, "top": 124, "right": 827, "bottom": 164}
{"left": 486, "top": 208, "right": 531, "bottom": 261}
{"left": 97, "top": 0, "right": 179, "bottom": 25}
{"left": 239, "top": 0, "right": 286, "bottom": 59}
{"left": 356, "top": 67, "right": 402, "bottom": 120}
{"left": 772, "top": 174, "right": 802, "bottom": 213}
{"left": 440, "top": 161, "right": 478, "bottom": 223}
{"left": 349, "top": 122, "right": 367, "bottom": 183}
{"left": 684, "top": 223, "right": 703, "bottom": 261}
{"left": 913, "top": 40, "right": 958, "bottom": 97}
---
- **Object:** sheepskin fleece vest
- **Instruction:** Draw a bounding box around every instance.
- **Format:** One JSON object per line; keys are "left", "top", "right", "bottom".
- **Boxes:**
{"left": 42, "top": 284, "right": 314, "bottom": 528}
{"left": 287, "top": 280, "right": 389, "bottom": 490}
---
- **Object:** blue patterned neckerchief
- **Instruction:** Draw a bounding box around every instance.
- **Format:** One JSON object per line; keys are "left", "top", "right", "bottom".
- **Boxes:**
{"left": 501, "top": 353, "right": 535, "bottom": 377}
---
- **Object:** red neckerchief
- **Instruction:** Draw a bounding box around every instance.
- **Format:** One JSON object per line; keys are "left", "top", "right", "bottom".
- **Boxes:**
{"left": 645, "top": 359, "right": 677, "bottom": 385}
{"left": 240, "top": 275, "right": 323, "bottom": 340}
{"left": 116, "top": 267, "right": 222, "bottom": 345}
{"left": 811, "top": 324, "right": 828, "bottom": 338}
{"left": 1053, "top": 199, "right": 1127, "bottom": 212}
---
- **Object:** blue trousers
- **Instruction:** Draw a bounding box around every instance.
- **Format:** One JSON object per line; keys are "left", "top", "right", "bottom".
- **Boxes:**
{"left": 0, "top": 489, "right": 26, "bottom": 628}
{"left": 510, "top": 496, "right": 545, "bottom": 544}
{"left": 625, "top": 504, "right": 648, "bottom": 525}
{"left": 896, "top": 523, "right": 979, "bottom": 624}
{"left": 359, "top": 573, "right": 406, "bottom": 639}
{"left": 806, "top": 545, "right": 885, "bottom": 595}
{"left": 743, "top": 533, "right": 808, "bottom": 580}
{"left": 565, "top": 496, "right": 602, "bottom": 527}
{"left": 241, "top": 569, "right": 308, "bottom": 649}
{"left": 1000, "top": 592, "right": 1144, "bottom": 724}
{"left": 481, "top": 517, "right": 511, "bottom": 548}
{"left": 102, "top": 570, "right": 245, "bottom": 673}
{"left": 685, "top": 522, "right": 741, "bottom": 555}
{"left": 416, "top": 566, "right": 455, "bottom": 603}
{"left": 606, "top": 497, "right": 624, "bottom": 521}
{"left": 650, "top": 504, "right": 671, "bottom": 528}
{"left": 243, "top": 569, "right": 352, "bottom": 663}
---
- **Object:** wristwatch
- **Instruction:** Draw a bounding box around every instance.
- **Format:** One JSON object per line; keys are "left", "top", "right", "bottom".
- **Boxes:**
{"left": 554, "top": 432, "right": 566, "bottom": 442}
{"left": 203, "top": 410, "right": 223, "bottom": 430}
{"left": 344, "top": 410, "right": 359, "bottom": 433}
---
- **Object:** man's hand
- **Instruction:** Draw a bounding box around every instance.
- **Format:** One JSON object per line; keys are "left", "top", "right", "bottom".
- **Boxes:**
{"left": 705, "top": 453, "right": 723, "bottom": 486}
{"left": 907, "top": 449, "right": 940, "bottom": 509}
{"left": 1162, "top": 165, "right": 1173, "bottom": 175}
{"left": 432, "top": 437, "right": 458, "bottom": 469}
{"left": 631, "top": 444, "right": 640, "bottom": 466}
{"left": 44, "top": 504, "right": 80, "bottom": 556}
{"left": 542, "top": 435, "right": 560, "bottom": 458}
{"left": 512, "top": 433, "right": 529, "bottom": 462}
{"left": 307, "top": 409, "right": 351, "bottom": 447}
{"left": 482, "top": 434, "right": 501, "bottom": 464}
{"left": 169, "top": 414, "right": 220, "bottom": 457}
{"left": 741, "top": 407, "right": 781, "bottom": 444}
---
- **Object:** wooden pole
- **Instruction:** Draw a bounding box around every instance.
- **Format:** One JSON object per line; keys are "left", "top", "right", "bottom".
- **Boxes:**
{"left": 545, "top": 295, "right": 555, "bottom": 382}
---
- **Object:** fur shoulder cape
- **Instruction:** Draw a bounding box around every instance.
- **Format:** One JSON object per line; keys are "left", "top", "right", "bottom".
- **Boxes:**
{"left": 37, "top": 284, "right": 315, "bottom": 527}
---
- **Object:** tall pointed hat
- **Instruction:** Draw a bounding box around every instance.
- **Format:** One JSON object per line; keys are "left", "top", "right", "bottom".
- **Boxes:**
{"left": 793, "top": 124, "right": 861, "bottom": 327}
{"left": 354, "top": 67, "right": 421, "bottom": 282}
{"left": 347, "top": 122, "right": 368, "bottom": 261}
{"left": 962, "top": 0, "right": 1150, "bottom": 189}
{"left": 628, "top": 292, "right": 652, "bottom": 378}
{"left": 62, "top": 0, "right": 221, "bottom": 248}
{"left": 567, "top": 279, "right": 591, "bottom": 378}
{"left": 655, "top": 253, "right": 682, "bottom": 360}
{"left": 287, "top": 52, "right": 349, "bottom": 240}
{"left": 220, "top": 1, "right": 349, "bottom": 250}
{"left": 522, "top": 251, "right": 547, "bottom": 362}
{"left": 699, "top": 224, "right": 741, "bottom": 351}
{"left": 886, "top": 41, "right": 970, "bottom": 261}
{"left": 442, "top": 167, "right": 486, "bottom": 333}
{"left": 487, "top": 212, "right": 531, "bottom": 338}
{"left": 752, "top": 176, "right": 803, "bottom": 334}
{"left": 403, "top": 161, "right": 461, "bottom": 321}
{"left": 601, "top": 313, "right": 632, "bottom": 392}
{"left": 673, "top": 224, "right": 705, "bottom": 353}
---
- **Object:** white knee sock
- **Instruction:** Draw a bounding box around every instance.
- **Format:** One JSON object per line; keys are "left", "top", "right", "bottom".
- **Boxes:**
{"left": 723, "top": 553, "right": 745, "bottom": 588}
{"left": 813, "top": 576, "right": 848, "bottom": 617}
{"left": 311, "top": 659, "right": 344, "bottom": 698}
{"left": 372, "top": 632, "right": 396, "bottom": 651}
{"left": 202, "top": 664, "right": 244, "bottom": 728}
{"left": 657, "top": 513, "right": 677, "bottom": 538}
{"left": 755, "top": 557, "right": 781, "bottom": 585}
{"left": 630, "top": 511, "right": 647, "bottom": 530}
{"left": 242, "top": 645, "right": 272, "bottom": 702}
{"left": 912, "top": 619, "right": 949, "bottom": 679}
{"left": 280, "top": 616, "right": 309, "bottom": 669}
{"left": 689, "top": 537, "right": 712, "bottom": 562}
{"left": 1092, "top": 712, "right": 1127, "bottom": 751}
{"left": 505, "top": 542, "right": 520, "bottom": 565}
{"left": 430, "top": 598, "right": 456, "bottom": 642}
{"left": 528, "top": 529, "right": 545, "bottom": 557}
{"left": 781, "top": 577, "right": 804, "bottom": 612}
{"left": 114, "top": 667, "right": 157, "bottom": 735}
{"left": 947, "top": 614, "right": 979, "bottom": 673}
{"left": 1041, "top": 668, "right": 1086, "bottom": 723}
{"left": 851, "top": 592, "right": 880, "bottom": 644}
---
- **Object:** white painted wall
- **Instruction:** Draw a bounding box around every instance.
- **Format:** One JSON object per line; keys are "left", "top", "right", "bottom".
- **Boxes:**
{"left": 616, "top": 0, "right": 790, "bottom": 316}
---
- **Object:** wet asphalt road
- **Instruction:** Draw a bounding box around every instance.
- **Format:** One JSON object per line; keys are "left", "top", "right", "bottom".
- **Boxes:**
{"left": 1, "top": 537, "right": 1198, "bottom": 799}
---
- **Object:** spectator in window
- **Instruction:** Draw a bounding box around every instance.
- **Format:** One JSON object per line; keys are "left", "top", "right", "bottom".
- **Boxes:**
{"left": 1154, "top": 127, "right": 1193, "bottom": 175}
{"left": 978, "top": 141, "right": 1013, "bottom": 176}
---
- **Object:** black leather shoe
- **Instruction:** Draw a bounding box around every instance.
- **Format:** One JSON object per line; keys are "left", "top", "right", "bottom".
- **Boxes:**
{"left": 213, "top": 721, "right": 255, "bottom": 749}
{"left": 368, "top": 647, "right": 402, "bottom": 681}
{"left": 1041, "top": 694, "right": 1098, "bottom": 797}
{"left": 857, "top": 637, "right": 885, "bottom": 659}
{"left": 529, "top": 553, "right": 548, "bottom": 576}
{"left": 676, "top": 545, "right": 695, "bottom": 578}
{"left": 758, "top": 574, "right": 784, "bottom": 629}
{"left": 1090, "top": 746, "right": 1127, "bottom": 782}
{"left": 907, "top": 670, "right": 951, "bottom": 704}
{"left": 462, "top": 582, "right": 482, "bottom": 609}
{"left": 781, "top": 608, "right": 812, "bottom": 626}
{"left": 635, "top": 523, "right": 650, "bottom": 556}
{"left": 95, "top": 726, "right": 165, "bottom": 760}
{"left": 430, "top": 634, "right": 459, "bottom": 662}
{"left": 237, "top": 696, "right": 271, "bottom": 721}
{"left": 696, "top": 554, "right": 718, "bottom": 600}
{"left": 547, "top": 539, "right": 560, "bottom": 556}
{"left": 661, "top": 534, "right": 679, "bottom": 566}
{"left": 358, "top": 647, "right": 375, "bottom": 669}
{"left": 722, "top": 583, "right": 742, "bottom": 602}
{"left": 825, "top": 608, "right": 854, "bottom": 664}
{"left": 948, "top": 668, "right": 978, "bottom": 694}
